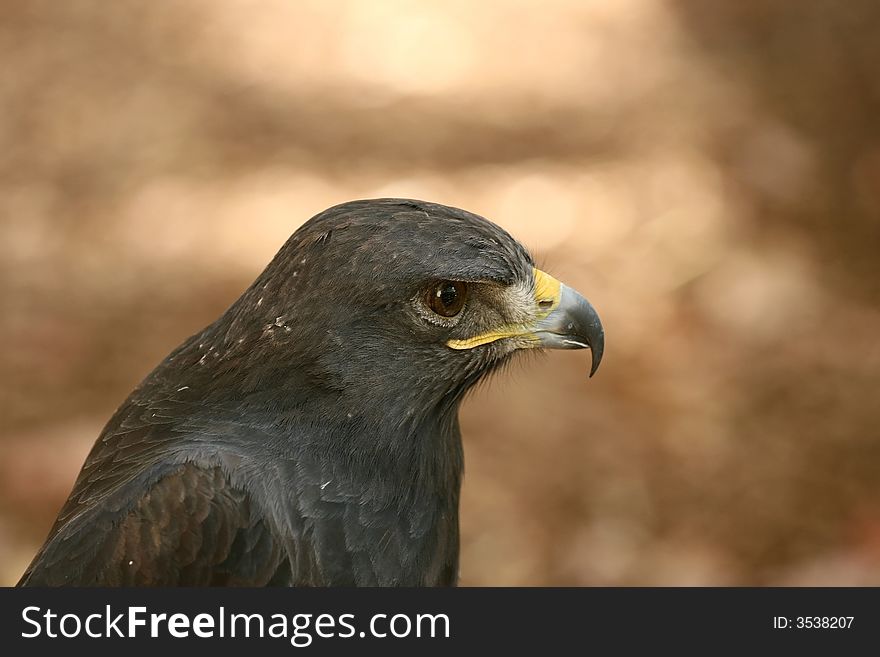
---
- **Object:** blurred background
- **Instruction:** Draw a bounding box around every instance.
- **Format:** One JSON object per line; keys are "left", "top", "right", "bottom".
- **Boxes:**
{"left": 2, "top": 0, "right": 880, "bottom": 586}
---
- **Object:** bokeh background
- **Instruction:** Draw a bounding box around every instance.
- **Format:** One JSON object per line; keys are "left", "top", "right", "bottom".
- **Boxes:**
{"left": 2, "top": 0, "right": 880, "bottom": 586}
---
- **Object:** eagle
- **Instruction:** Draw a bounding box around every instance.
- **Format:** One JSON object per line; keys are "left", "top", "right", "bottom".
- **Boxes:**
{"left": 19, "top": 199, "right": 603, "bottom": 586}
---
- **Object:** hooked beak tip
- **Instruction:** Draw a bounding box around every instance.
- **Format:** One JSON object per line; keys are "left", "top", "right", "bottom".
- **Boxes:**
{"left": 588, "top": 329, "right": 604, "bottom": 378}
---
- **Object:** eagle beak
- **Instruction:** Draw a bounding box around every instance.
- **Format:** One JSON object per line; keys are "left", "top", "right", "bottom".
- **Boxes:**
{"left": 532, "top": 272, "right": 604, "bottom": 377}
{"left": 446, "top": 268, "right": 604, "bottom": 378}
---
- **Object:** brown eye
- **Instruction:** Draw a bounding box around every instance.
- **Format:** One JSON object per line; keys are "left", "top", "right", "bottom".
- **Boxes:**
{"left": 426, "top": 281, "right": 468, "bottom": 317}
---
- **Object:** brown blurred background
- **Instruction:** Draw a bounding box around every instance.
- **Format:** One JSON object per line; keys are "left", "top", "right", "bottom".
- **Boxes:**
{"left": 2, "top": 0, "right": 880, "bottom": 586}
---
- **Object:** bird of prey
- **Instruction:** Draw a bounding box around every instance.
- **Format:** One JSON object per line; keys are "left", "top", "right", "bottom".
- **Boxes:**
{"left": 19, "top": 198, "right": 603, "bottom": 586}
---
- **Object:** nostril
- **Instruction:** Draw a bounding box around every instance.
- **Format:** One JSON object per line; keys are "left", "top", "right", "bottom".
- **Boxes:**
{"left": 538, "top": 299, "right": 554, "bottom": 310}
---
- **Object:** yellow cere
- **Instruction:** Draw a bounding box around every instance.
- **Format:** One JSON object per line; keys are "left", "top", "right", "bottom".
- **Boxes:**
{"left": 532, "top": 268, "right": 562, "bottom": 318}
{"left": 446, "top": 268, "right": 562, "bottom": 350}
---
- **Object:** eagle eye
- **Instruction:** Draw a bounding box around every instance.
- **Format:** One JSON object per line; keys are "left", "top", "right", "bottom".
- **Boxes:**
{"left": 426, "top": 281, "right": 468, "bottom": 318}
